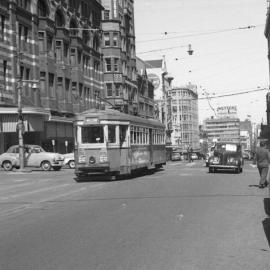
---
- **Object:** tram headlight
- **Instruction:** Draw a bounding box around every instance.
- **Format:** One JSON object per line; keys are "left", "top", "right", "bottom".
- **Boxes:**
{"left": 99, "top": 153, "right": 108, "bottom": 163}
{"left": 79, "top": 155, "right": 86, "bottom": 163}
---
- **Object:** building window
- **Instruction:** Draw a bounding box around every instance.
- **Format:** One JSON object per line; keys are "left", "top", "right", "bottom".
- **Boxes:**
{"left": 104, "top": 33, "right": 110, "bottom": 46}
{"left": 115, "top": 84, "right": 121, "bottom": 97}
{"left": 104, "top": 10, "right": 110, "bottom": 20}
{"left": 0, "top": 15, "right": 5, "bottom": 41}
{"left": 3, "top": 60, "right": 7, "bottom": 90}
{"left": 65, "top": 78, "right": 70, "bottom": 102}
{"left": 79, "top": 83, "right": 83, "bottom": 101}
{"left": 37, "top": 0, "right": 48, "bottom": 17}
{"left": 47, "top": 34, "right": 53, "bottom": 57}
{"left": 114, "top": 58, "right": 119, "bottom": 72}
{"left": 113, "top": 32, "right": 118, "bottom": 46}
{"left": 64, "top": 43, "right": 69, "bottom": 58}
{"left": 38, "top": 31, "right": 45, "bottom": 52}
{"left": 18, "top": 24, "right": 29, "bottom": 51}
{"left": 40, "top": 71, "right": 46, "bottom": 94}
{"left": 17, "top": 0, "right": 30, "bottom": 11}
{"left": 105, "top": 58, "right": 112, "bottom": 72}
{"left": 49, "top": 73, "right": 55, "bottom": 97}
{"left": 70, "top": 48, "right": 76, "bottom": 65}
{"left": 55, "top": 40, "right": 62, "bottom": 61}
{"left": 106, "top": 83, "right": 112, "bottom": 97}
{"left": 81, "top": 1, "right": 88, "bottom": 18}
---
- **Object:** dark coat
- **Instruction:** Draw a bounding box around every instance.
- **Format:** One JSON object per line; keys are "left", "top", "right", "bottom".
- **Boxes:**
{"left": 254, "top": 147, "right": 270, "bottom": 168}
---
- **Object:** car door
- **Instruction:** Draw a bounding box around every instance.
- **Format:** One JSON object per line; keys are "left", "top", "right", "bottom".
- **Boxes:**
{"left": 26, "top": 146, "right": 43, "bottom": 167}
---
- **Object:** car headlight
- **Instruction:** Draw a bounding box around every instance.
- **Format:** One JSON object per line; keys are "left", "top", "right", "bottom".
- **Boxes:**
{"left": 79, "top": 155, "right": 86, "bottom": 163}
{"left": 99, "top": 152, "right": 108, "bottom": 163}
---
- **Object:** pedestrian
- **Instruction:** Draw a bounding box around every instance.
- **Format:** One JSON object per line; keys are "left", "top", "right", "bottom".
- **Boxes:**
{"left": 253, "top": 141, "right": 270, "bottom": 188}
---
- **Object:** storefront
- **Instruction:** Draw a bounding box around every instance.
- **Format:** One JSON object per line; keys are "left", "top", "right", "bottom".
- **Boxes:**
{"left": 0, "top": 107, "right": 50, "bottom": 154}
{"left": 43, "top": 116, "right": 74, "bottom": 154}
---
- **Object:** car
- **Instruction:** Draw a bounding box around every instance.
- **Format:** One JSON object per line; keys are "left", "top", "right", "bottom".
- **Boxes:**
{"left": 0, "top": 145, "right": 64, "bottom": 171}
{"left": 205, "top": 151, "right": 214, "bottom": 167}
{"left": 63, "top": 152, "right": 75, "bottom": 169}
{"left": 208, "top": 142, "right": 243, "bottom": 173}
{"left": 190, "top": 153, "right": 198, "bottom": 160}
{"left": 242, "top": 151, "right": 252, "bottom": 160}
{"left": 171, "top": 152, "right": 181, "bottom": 161}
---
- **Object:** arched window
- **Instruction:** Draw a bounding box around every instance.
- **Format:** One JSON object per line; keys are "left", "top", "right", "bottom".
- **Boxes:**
{"left": 69, "top": 19, "right": 78, "bottom": 36}
{"left": 55, "top": 9, "right": 65, "bottom": 28}
{"left": 37, "top": 0, "right": 48, "bottom": 17}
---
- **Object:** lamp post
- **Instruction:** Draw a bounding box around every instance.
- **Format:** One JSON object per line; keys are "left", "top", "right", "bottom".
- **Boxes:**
{"left": 16, "top": 79, "right": 39, "bottom": 171}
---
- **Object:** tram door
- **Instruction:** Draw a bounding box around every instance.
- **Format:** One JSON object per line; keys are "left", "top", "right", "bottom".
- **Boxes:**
{"left": 119, "top": 125, "right": 129, "bottom": 172}
{"left": 149, "top": 129, "right": 153, "bottom": 164}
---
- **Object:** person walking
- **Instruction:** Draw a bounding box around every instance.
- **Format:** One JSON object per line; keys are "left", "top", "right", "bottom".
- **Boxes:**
{"left": 253, "top": 141, "right": 270, "bottom": 188}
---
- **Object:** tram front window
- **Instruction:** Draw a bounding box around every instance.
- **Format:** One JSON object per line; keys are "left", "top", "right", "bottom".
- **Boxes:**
{"left": 81, "top": 126, "right": 104, "bottom": 144}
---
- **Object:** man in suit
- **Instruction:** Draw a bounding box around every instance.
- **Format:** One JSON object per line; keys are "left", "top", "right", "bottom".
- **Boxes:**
{"left": 253, "top": 141, "right": 270, "bottom": 188}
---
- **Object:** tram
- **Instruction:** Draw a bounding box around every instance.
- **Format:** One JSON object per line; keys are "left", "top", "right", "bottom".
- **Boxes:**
{"left": 73, "top": 109, "right": 166, "bottom": 179}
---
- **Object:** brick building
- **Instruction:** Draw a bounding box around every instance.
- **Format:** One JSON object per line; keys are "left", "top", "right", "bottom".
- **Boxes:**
{"left": 101, "top": 0, "right": 138, "bottom": 114}
{"left": 0, "top": 0, "right": 104, "bottom": 154}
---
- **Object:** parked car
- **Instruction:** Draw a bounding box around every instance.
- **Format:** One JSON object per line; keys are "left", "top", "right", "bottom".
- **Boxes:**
{"left": 0, "top": 145, "right": 64, "bottom": 171}
{"left": 63, "top": 152, "right": 75, "bottom": 169}
{"left": 208, "top": 142, "right": 243, "bottom": 173}
{"left": 171, "top": 152, "right": 181, "bottom": 161}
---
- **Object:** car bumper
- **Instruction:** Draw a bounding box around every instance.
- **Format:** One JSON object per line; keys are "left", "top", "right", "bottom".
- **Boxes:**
{"left": 209, "top": 164, "right": 239, "bottom": 170}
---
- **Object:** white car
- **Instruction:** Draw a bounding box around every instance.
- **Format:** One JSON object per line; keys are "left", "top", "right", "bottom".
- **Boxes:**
{"left": 63, "top": 153, "right": 75, "bottom": 169}
{"left": 0, "top": 145, "right": 64, "bottom": 171}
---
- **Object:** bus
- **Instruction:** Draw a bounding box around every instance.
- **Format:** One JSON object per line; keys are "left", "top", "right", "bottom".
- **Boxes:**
{"left": 74, "top": 109, "right": 166, "bottom": 180}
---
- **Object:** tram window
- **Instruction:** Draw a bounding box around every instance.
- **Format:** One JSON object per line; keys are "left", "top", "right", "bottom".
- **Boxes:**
{"left": 81, "top": 126, "right": 104, "bottom": 143}
{"left": 120, "top": 125, "right": 128, "bottom": 146}
{"left": 108, "top": 125, "right": 116, "bottom": 143}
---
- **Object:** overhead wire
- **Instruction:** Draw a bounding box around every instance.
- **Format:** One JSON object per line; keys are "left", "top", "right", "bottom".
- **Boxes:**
{"left": 136, "top": 24, "right": 263, "bottom": 44}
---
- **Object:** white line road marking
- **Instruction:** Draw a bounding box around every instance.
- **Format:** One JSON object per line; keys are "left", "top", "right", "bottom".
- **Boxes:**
{"left": 0, "top": 184, "right": 72, "bottom": 201}
{"left": 0, "top": 183, "right": 105, "bottom": 218}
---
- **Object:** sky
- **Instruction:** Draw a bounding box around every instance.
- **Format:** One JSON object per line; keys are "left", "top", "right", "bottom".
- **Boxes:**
{"left": 134, "top": 0, "right": 269, "bottom": 124}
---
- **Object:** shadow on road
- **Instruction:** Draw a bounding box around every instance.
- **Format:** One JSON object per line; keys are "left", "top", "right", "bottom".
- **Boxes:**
{"left": 74, "top": 168, "right": 165, "bottom": 183}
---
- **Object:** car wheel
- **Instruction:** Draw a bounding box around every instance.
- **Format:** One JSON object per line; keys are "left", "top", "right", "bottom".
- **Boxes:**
{"left": 68, "top": 160, "right": 75, "bottom": 169}
{"left": 41, "top": 161, "right": 51, "bottom": 171}
{"left": 209, "top": 167, "right": 213, "bottom": 173}
{"left": 53, "top": 166, "right": 61, "bottom": 171}
{"left": 2, "top": 161, "right": 13, "bottom": 171}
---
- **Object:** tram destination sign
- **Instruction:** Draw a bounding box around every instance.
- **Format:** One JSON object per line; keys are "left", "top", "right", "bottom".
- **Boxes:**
{"left": 84, "top": 117, "right": 99, "bottom": 124}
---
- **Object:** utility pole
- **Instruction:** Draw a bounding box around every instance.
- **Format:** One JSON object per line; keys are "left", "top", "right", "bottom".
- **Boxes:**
{"left": 16, "top": 45, "right": 25, "bottom": 171}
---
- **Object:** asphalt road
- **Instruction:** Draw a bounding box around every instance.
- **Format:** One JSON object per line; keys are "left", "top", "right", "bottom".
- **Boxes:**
{"left": 0, "top": 161, "right": 269, "bottom": 270}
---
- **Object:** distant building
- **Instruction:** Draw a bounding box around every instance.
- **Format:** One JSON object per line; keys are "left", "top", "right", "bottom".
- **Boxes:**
{"left": 136, "top": 57, "right": 155, "bottom": 118}
{"left": 216, "top": 106, "right": 238, "bottom": 119}
{"left": 204, "top": 117, "right": 240, "bottom": 143}
{"left": 168, "top": 84, "right": 199, "bottom": 150}
{"left": 240, "top": 119, "right": 252, "bottom": 150}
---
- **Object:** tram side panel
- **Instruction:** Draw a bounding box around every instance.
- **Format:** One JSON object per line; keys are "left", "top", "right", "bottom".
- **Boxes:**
{"left": 152, "top": 145, "right": 166, "bottom": 166}
{"left": 130, "top": 145, "right": 151, "bottom": 171}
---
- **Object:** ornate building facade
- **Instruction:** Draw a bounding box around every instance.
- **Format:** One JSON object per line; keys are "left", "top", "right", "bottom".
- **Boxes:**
{"left": 0, "top": 0, "right": 104, "bottom": 153}
{"left": 101, "top": 0, "right": 138, "bottom": 114}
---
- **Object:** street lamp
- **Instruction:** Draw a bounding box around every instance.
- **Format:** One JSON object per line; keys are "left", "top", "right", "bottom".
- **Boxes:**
{"left": 17, "top": 79, "right": 39, "bottom": 171}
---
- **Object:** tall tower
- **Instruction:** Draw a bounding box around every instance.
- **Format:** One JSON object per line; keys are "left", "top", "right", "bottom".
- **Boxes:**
{"left": 101, "top": 0, "right": 137, "bottom": 114}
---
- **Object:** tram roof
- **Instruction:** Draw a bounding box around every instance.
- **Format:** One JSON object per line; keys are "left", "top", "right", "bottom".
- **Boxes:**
{"left": 75, "top": 109, "right": 165, "bottom": 128}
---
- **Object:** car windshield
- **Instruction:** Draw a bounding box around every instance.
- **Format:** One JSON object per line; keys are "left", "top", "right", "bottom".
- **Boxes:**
{"left": 29, "top": 146, "right": 45, "bottom": 153}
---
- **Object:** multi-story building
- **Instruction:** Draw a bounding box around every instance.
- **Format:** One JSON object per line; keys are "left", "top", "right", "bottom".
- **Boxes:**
{"left": 216, "top": 106, "right": 238, "bottom": 119}
{"left": 136, "top": 57, "right": 155, "bottom": 118}
{"left": 101, "top": 0, "right": 137, "bottom": 114}
{"left": 240, "top": 119, "right": 252, "bottom": 150}
{"left": 0, "top": 0, "right": 104, "bottom": 154}
{"left": 168, "top": 84, "right": 199, "bottom": 150}
{"left": 204, "top": 117, "right": 240, "bottom": 143}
